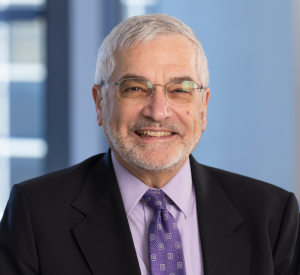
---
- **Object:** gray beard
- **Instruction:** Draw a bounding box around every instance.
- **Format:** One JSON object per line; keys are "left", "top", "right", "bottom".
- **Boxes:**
{"left": 102, "top": 103, "right": 202, "bottom": 173}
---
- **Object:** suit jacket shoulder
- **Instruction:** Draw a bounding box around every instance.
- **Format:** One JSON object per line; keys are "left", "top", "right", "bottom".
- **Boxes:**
{"left": 18, "top": 153, "right": 104, "bottom": 199}
{"left": 0, "top": 151, "right": 142, "bottom": 275}
{"left": 203, "top": 164, "right": 293, "bottom": 217}
{"left": 190, "top": 156, "right": 299, "bottom": 275}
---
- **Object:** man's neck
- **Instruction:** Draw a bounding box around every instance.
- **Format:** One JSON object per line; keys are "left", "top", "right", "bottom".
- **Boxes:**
{"left": 111, "top": 149, "right": 189, "bottom": 189}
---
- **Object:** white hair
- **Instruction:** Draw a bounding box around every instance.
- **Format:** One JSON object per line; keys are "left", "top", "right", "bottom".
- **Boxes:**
{"left": 95, "top": 14, "right": 209, "bottom": 97}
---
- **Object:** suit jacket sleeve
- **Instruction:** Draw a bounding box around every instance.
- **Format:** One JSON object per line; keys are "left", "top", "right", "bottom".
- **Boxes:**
{"left": 0, "top": 184, "right": 39, "bottom": 275}
{"left": 273, "top": 193, "right": 299, "bottom": 275}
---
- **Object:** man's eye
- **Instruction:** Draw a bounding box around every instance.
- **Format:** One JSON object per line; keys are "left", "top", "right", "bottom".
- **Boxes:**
{"left": 126, "top": 87, "right": 143, "bottom": 92}
{"left": 173, "top": 89, "right": 190, "bottom": 93}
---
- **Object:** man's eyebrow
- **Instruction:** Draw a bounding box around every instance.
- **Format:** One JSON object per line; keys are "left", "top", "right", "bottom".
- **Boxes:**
{"left": 167, "top": 76, "right": 197, "bottom": 83}
{"left": 119, "top": 74, "right": 198, "bottom": 84}
{"left": 118, "top": 74, "right": 148, "bottom": 81}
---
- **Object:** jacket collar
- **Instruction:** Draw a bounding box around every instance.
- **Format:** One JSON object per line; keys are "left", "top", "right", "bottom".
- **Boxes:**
{"left": 190, "top": 155, "right": 251, "bottom": 275}
{"left": 190, "top": 155, "right": 245, "bottom": 230}
{"left": 72, "top": 150, "right": 142, "bottom": 275}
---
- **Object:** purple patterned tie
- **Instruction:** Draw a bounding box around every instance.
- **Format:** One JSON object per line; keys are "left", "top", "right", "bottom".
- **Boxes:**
{"left": 143, "top": 189, "right": 187, "bottom": 274}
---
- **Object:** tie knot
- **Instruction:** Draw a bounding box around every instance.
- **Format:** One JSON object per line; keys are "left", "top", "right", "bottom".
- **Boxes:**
{"left": 143, "top": 189, "right": 167, "bottom": 211}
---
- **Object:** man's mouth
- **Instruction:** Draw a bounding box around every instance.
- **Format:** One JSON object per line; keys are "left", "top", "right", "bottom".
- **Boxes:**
{"left": 135, "top": 130, "right": 174, "bottom": 137}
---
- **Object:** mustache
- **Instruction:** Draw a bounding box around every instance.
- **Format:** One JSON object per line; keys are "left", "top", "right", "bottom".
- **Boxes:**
{"left": 128, "top": 121, "right": 183, "bottom": 135}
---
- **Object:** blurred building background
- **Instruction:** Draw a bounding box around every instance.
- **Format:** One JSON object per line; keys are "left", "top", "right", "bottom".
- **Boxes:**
{"left": 0, "top": 0, "right": 299, "bottom": 218}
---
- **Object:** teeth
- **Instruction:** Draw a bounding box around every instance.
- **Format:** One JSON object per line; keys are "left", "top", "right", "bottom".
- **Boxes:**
{"left": 136, "top": 130, "right": 173, "bottom": 137}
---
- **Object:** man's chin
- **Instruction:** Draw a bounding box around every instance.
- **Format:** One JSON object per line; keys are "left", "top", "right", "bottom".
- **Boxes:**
{"left": 119, "top": 147, "right": 189, "bottom": 172}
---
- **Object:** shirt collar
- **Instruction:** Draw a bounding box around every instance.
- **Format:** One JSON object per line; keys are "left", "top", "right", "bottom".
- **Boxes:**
{"left": 161, "top": 158, "right": 192, "bottom": 218}
{"left": 112, "top": 152, "right": 149, "bottom": 217}
{"left": 111, "top": 151, "right": 193, "bottom": 218}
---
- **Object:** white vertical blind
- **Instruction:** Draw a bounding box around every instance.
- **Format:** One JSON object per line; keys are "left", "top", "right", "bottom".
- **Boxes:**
{"left": 0, "top": 16, "right": 47, "bottom": 219}
{"left": 0, "top": 22, "right": 11, "bottom": 219}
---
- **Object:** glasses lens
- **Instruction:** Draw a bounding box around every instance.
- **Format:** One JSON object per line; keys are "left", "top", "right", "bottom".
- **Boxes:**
{"left": 118, "top": 78, "right": 153, "bottom": 102}
{"left": 167, "top": 81, "right": 199, "bottom": 104}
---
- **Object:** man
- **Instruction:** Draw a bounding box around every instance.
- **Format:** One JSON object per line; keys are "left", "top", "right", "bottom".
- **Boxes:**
{"left": 0, "top": 14, "right": 299, "bottom": 275}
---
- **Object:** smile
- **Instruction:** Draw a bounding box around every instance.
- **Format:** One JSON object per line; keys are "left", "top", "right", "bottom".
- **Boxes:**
{"left": 135, "top": 130, "right": 174, "bottom": 137}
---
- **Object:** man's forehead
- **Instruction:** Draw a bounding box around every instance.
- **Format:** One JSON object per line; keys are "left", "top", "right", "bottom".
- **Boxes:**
{"left": 112, "top": 36, "right": 199, "bottom": 83}
{"left": 115, "top": 35, "right": 196, "bottom": 62}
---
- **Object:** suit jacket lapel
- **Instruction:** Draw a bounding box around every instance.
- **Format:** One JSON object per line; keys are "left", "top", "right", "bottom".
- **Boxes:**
{"left": 190, "top": 155, "right": 251, "bottom": 275}
{"left": 72, "top": 150, "right": 141, "bottom": 275}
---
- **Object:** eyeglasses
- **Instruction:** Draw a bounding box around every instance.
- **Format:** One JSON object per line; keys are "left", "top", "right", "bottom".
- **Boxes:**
{"left": 104, "top": 78, "right": 203, "bottom": 105}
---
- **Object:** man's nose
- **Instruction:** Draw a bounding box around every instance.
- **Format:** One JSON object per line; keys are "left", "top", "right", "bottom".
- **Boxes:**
{"left": 141, "top": 85, "right": 173, "bottom": 121}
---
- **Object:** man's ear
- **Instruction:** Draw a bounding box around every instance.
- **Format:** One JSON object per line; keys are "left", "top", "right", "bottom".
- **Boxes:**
{"left": 92, "top": 84, "right": 103, "bottom": 126}
{"left": 202, "top": 87, "right": 210, "bottom": 132}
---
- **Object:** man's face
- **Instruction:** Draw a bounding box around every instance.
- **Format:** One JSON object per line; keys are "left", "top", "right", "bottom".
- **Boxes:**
{"left": 94, "top": 34, "right": 210, "bottom": 172}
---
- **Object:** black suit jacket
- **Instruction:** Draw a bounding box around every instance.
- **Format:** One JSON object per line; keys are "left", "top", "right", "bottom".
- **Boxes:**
{"left": 0, "top": 150, "right": 299, "bottom": 275}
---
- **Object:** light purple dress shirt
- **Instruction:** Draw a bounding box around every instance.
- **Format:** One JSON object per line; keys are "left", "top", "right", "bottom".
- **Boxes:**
{"left": 111, "top": 152, "right": 204, "bottom": 275}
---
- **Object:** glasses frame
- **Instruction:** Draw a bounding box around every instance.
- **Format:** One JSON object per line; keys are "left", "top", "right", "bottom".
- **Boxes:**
{"left": 103, "top": 78, "right": 204, "bottom": 105}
